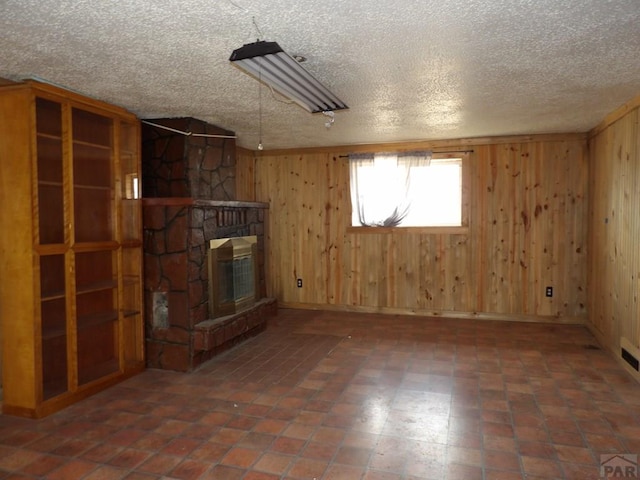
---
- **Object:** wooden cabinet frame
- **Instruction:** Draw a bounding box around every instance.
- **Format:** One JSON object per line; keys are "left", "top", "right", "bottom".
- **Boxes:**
{"left": 0, "top": 80, "right": 144, "bottom": 418}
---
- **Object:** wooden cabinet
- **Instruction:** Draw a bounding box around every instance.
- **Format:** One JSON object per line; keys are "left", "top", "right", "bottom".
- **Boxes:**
{"left": 0, "top": 81, "right": 144, "bottom": 418}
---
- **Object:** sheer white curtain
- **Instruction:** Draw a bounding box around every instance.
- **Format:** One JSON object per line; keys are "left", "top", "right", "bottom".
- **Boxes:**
{"left": 349, "top": 151, "right": 432, "bottom": 227}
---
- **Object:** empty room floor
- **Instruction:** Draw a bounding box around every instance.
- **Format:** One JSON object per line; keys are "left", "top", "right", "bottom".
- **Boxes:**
{"left": 1, "top": 308, "right": 640, "bottom": 480}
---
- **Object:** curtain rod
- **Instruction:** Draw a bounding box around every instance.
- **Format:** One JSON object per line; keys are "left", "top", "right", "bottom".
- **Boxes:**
{"left": 141, "top": 120, "right": 237, "bottom": 139}
{"left": 338, "top": 149, "right": 474, "bottom": 158}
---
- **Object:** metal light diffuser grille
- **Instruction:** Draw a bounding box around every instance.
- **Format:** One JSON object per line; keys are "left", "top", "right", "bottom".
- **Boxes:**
{"left": 230, "top": 41, "right": 348, "bottom": 113}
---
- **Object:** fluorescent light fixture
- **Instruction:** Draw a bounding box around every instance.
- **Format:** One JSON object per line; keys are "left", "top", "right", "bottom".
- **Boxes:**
{"left": 229, "top": 40, "right": 348, "bottom": 114}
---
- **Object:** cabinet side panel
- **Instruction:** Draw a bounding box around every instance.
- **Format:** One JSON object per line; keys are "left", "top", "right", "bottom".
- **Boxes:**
{"left": 0, "top": 89, "right": 38, "bottom": 408}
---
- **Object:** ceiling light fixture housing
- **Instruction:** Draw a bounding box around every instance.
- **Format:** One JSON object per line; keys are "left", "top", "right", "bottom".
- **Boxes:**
{"left": 229, "top": 40, "right": 348, "bottom": 114}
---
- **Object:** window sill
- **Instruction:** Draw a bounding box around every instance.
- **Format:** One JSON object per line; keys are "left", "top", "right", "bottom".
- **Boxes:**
{"left": 347, "top": 226, "right": 469, "bottom": 235}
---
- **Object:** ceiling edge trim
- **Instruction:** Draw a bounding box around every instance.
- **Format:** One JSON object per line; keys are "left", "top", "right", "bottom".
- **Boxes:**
{"left": 252, "top": 132, "right": 588, "bottom": 156}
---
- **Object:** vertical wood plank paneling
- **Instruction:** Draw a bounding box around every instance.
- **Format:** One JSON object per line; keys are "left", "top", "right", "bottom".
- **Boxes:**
{"left": 253, "top": 135, "right": 588, "bottom": 322}
{"left": 588, "top": 107, "right": 640, "bottom": 352}
{"left": 235, "top": 148, "right": 255, "bottom": 201}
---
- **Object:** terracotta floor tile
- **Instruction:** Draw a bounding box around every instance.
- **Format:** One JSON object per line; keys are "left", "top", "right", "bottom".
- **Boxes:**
{"left": 107, "top": 449, "right": 151, "bottom": 469}
{"left": 333, "top": 445, "right": 372, "bottom": 467}
{"left": 169, "top": 458, "right": 211, "bottom": 480}
{"left": 153, "top": 419, "right": 191, "bottom": 436}
{"left": 554, "top": 444, "right": 597, "bottom": 465}
{"left": 204, "top": 464, "right": 246, "bottom": 479}
{"left": 521, "top": 455, "right": 564, "bottom": 477}
{"left": 122, "top": 472, "right": 159, "bottom": 480}
{"left": 237, "top": 431, "right": 276, "bottom": 450}
{"left": 227, "top": 415, "right": 260, "bottom": 431}
{"left": 445, "top": 463, "right": 483, "bottom": 480}
{"left": 448, "top": 430, "right": 482, "bottom": 449}
{"left": 243, "top": 471, "right": 282, "bottom": 480}
{"left": 220, "top": 446, "right": 261, "bottom": 468}
{"left": 45, "top": 459, "right": 99, "bottom": 480}
{"left": 2, "top": 310, "right": 640, "bottom": 480}
{"left": 0, "top": 448, "right": 42, "bottom": 471}
{"left": 287, "top": 457, "right": 329, "bottom": 479}
{"left": 138, "top": 453, "right": 182, "bottom": 475}
{"left": 446, "top": 446, "right": 482, "bottom": 467}
{"left": 323, "top": 463, "right": 367, "bottom": 480}
{"left": 311, "top": 426, "right": 346, "bottom": 445}
{"left": 518, "top": 441, "right": 557, "bottom": 458}
{"left": 483, "top": 421, "right": 516, "bottom": 438}
{"left": 484, "top": 469, "right": 527, "bottom": 480}
{"left": 253, "top": 452, "right": 293, "bottom": 475}
{"left": 282, "top": 422, "right": 316, "bottom": 440}
{"left": 131, "top": 432, "right": 173, "bottom": 451}
{"left": 301, "top": 441, "right": 339, "bottom": 461}
{"left": 483, "top": 450, "right": 521, "bottom": 471}
{"left": 549, "top": 429, "right": 586, "bottom": 447}
{"left": 80, "top": 443, "right": 123, "bottom": 463}
{"left": 363, "top": 471, "right": 403, "bottom": 480}
{"left": 20, "top": 453, "right": 65, "bottom": 476}
{"left": 404, "top": 455, "right": 445, "bottom": 479}
{"left": 269, "top": 436, "right": 306, "bottom": 455}
{"left": 160, "top": 437, "right": 202, "bottom": 457}
{"left": 189, "top": 441, "right": 231, "bottom": 461}
{"left": 82, "top": 465, "right": 128, "bottom": 479}
{"left": 253, "top": 419, "right": 288, "bottom": 435}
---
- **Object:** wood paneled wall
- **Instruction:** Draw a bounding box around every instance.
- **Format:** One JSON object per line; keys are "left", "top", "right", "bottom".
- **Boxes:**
{"left": 237, "top": 134, "right": 589, "bottom": 323}
{"left": 587, "top": 95, "right": 640, "bottom": 355}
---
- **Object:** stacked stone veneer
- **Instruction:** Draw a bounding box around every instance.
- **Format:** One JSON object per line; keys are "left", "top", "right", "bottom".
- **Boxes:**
{"left": 142, "top": 118, "right": 275, "bottom": 372}
{"left": 143, "top": 199, "right": 272, "bottom": 371}
{"left": 142, "top": 117, "right": 236, "bottom": 200}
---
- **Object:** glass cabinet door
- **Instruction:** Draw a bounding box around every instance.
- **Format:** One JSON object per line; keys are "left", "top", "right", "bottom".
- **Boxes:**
{"left": 35, "top": 98, "right": 64, "bottom": 245}
{"left": 35, "top": 98, "right": 68, "bottom": 400}
{"left": 74, "top": 250, "right": 119, "bottom": 385}
{"left": 39, "top": 254, "right": 68, "bottom": 400}
{"left": 71, "top": 108, "right": 114, "bottom": 243}
{"left": 119, "top": 121, "right": 143, "bottom": 368}
{"left": 119, "top": 121, "right": 141, "bottom": 242}
{"left": 71, "top": 107, "right": 120, "bottom": 385}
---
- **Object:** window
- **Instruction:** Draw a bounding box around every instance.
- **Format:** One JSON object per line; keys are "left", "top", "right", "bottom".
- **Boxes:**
{"left": 349, "top": 151, "right": 465, "bottom": 229}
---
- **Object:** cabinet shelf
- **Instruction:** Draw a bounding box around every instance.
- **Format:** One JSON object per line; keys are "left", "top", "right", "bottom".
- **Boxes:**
{"left": 77, "top": 310, "right": 118, "bottom": 330}
{"left": 42, "top": 325, "right": 67, "bottom": 340}
{"left": 39, "top": 180, "right": 63, "bottom": 188}
{"left": 0, "top": 81, "right": 144, "bottom": 418}
{"left": 74, "top": 184, "right": 112, "bottom": 191}
{"left": 41, "top": 290, "right": 65, "bottom": 301}
{"left": 76, "top": 280, "right": 117, "bottom": 295}
{"left": 37, "top": 132, "right": 62, "bottom": 142}
{"left": 73, "top": 139, "right": 111, "bottom": 151}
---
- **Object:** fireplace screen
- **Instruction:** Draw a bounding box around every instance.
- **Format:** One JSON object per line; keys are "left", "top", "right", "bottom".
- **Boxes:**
{"left": 208, "top": 236, "right": 258, "bottom": 318}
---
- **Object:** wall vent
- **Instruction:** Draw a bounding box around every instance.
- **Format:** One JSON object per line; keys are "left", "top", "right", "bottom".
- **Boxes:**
{"left": 621, "top": 337, "right": 640, "bottom": 372}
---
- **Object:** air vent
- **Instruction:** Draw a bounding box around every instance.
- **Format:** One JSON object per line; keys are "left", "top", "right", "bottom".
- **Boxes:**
{"left": 622, "top": 348, "right": 640, "bottom": 371}
{"left": 620, "top": 337, "right": 640, "bottom": 372}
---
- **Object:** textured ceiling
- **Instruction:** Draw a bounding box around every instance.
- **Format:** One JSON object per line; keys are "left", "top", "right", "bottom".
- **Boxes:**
{"left": 1, "top": 0, "right": 639, "bottom": 150}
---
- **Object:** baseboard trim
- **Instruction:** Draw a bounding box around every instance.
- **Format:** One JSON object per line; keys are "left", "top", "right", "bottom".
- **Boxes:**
{"left": 278, "top": 302, "right": 586, "bottom": 325}
{"left": 586, "top": 322, "right": 640, "bottom": 385}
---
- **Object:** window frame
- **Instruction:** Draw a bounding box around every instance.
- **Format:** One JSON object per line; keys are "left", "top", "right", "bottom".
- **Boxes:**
{"left": 347, "top": 152, "right": 470, "bottom": 234}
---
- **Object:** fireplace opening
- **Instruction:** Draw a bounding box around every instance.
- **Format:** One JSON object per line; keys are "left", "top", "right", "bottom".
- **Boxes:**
{"left": 208, "top": 236, "right": 258, "bottom": 318}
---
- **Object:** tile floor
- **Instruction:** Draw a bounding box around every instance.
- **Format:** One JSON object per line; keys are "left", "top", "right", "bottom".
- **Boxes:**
{"left": 1, "top": 309, "right": 640, "bottom": 479}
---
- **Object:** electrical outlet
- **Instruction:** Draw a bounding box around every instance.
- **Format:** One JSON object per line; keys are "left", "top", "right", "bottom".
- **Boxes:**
{"left": 297, "top": 278, "right": 303, "bottom": 288}
{"left": 545, "top": 286, "right": 553, "bottom": 297}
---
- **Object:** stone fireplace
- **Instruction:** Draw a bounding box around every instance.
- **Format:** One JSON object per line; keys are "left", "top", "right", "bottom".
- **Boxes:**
{"left": 141, "top": 118, "right": 276, "bottom": 372}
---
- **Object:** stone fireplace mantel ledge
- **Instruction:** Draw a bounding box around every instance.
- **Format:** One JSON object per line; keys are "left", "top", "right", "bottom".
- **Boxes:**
{"left": 142, "top": 197, "right": 269, "bottom": 209}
